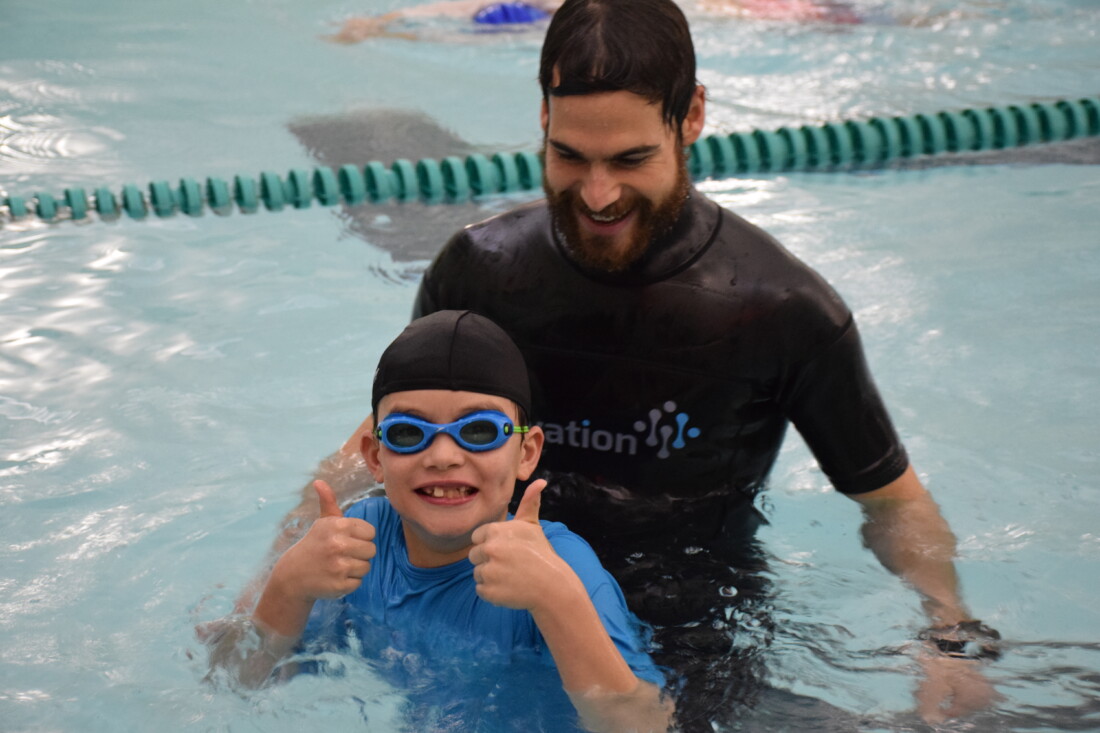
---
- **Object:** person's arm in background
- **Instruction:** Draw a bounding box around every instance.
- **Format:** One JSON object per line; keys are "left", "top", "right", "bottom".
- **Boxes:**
{"left": 326, "top": 0, "right": 508, "bottom": 43}
{"left": 850, "top": 465, "right": 1000, "bottom": 723}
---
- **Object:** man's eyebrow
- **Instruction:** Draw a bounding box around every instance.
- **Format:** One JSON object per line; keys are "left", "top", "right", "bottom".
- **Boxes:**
{"left": 547, "top": 140, "right": 661, "bottom": 160}
{"left": 547, "top": 139, "right": 583, "bottom": 157}
{"left": 613, "top": 144, "right": 661, "bottom": 158}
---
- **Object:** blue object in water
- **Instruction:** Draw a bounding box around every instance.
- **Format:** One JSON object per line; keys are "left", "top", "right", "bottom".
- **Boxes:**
{"left": 473, "top": 2, "right": 550, "bottom": 24}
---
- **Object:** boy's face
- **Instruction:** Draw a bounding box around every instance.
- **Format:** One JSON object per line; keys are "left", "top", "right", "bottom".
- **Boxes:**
{"left": 362, "top": 389, "right": 543, "bottom": 568}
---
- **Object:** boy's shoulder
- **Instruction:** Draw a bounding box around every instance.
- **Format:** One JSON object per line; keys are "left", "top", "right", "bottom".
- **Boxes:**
{"left": 538, "top": 519, "right": 607, "bottom": 577}
{"left": 344, "top": 494, "right": 399, "bottom": 530}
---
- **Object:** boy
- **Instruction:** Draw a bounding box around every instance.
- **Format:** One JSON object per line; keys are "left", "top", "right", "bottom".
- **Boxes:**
{"left": 213, "top": 310, "right": 671, "bottom": 732}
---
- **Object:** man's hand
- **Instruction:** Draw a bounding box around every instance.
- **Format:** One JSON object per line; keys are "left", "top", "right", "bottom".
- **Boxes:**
{"left": 468, "top": 480, "right": 572, "bottom": 611}
{"left": 916, "top": 653, "right": 999, "bottom": 724}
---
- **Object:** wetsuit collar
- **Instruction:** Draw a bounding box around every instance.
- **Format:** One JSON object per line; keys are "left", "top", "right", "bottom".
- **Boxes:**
{"left": 551, "top": 188, "right": 721, "bottom": 286}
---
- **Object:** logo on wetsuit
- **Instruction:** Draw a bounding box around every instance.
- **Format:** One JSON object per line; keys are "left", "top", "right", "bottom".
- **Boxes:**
{"left": 539, "top": 401, "right": 701, "bottom": 459}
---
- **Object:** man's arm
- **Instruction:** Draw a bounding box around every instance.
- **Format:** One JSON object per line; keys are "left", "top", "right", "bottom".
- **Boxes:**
{"left": 849, "top": 465, "right": 998, "bottom": 723}
{"left": 849, "top": 465, "right": 969, "bottom": 626}
{"left": 470, "top": 481, "right": 673, "bottom": 732}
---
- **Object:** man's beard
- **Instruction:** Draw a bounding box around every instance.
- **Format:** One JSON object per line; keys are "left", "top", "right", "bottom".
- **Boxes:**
{"left": 544, "top": 150, "right": 691, "bottom": 273}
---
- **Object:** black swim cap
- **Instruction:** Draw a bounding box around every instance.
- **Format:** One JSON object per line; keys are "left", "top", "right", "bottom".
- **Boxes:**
{"left": 372, "top": 310, "right": 531, "bottom": 419}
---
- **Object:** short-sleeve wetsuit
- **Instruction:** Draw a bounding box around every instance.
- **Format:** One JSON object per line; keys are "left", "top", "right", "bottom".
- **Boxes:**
{"left": 413, "top": 190, "right": 909, "bottom": 547}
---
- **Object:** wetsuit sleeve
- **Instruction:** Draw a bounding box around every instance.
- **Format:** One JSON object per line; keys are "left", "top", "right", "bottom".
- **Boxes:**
{"left": 782, "top": 317, "right": 909, "bottom": 494}
{"left": 545, "top": 524, "right": 665, "bottom": 686}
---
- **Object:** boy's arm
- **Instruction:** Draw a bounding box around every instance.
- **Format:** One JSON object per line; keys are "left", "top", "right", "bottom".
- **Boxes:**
{"left": 207, "top": 481, "right": 377, "bottom": 688}
{"left": 529, "top": 579, "right": 672, "bottom": 733}
{"left": 231, "top": 441, "right": 377, "bottom": 615}
{"left": 469, "top": 481, "right": 672, "bottom": 732}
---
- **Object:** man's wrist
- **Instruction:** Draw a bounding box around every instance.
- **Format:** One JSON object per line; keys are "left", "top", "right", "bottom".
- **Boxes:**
{"left": 919, "top": 619, "right": 1001, "bottom": 660}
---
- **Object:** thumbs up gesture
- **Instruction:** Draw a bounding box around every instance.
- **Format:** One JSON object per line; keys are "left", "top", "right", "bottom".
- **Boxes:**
{"left": 511, "top": 477, "right": 545, "bottom": 525}
{"left": 468, "top": 480, "right": 570, "bottom": 611}
{"left": 269, "top": 480, "right": 378, "bottom": 603}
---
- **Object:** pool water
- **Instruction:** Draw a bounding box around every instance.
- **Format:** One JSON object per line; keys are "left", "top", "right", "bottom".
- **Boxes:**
{"left": 2, "top": 0, "right": 1099, "bottom": 730}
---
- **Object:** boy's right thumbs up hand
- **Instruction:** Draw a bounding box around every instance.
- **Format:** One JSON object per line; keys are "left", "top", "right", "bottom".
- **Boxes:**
{"left": 269, "top": 480, "right": 377, "bottom": 603}
{"left": 315, "top": 478, "right": 345, "bottom": 519}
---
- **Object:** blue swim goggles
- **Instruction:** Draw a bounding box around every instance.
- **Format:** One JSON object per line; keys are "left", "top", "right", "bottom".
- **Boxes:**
{"left": 375, "top": 410, "right": 529, "bottom": 454}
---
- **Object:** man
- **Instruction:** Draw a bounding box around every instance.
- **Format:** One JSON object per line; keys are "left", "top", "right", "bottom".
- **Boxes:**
{"left": 400, "top": 0, "right": 999, "bottom": 728}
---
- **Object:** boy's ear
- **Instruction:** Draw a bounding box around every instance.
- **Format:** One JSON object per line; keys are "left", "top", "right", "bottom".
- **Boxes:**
{"left": 361, "top": 418, "right": 385, "bottom": 483}
{"left": 515, "top": 425, "right": 544, "bottom": 481}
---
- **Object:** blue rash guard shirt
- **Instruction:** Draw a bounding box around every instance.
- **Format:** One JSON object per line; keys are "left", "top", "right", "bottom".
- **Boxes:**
{"left": 304, "top": 496, "right": 663, "bottom": 687}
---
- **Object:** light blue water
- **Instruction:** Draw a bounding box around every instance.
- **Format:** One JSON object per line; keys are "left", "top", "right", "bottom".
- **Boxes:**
{"left": 2, "top": 0, "right": 1099, "bottom": 730}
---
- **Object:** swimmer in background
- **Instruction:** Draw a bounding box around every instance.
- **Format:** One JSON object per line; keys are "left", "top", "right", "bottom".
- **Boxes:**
{"left": 698, "top": 0, "right": 862, "bottom": 23}
{"left": 328, "top": 0, "right": 559, "bottom": 43}
{"left": 326, "top": 0, "right": 867, "bottom": 43}
{"left": 207, "top": 310, "right": 671, "bottom": 732}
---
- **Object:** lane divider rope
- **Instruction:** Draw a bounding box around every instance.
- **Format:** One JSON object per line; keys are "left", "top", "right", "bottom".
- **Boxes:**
{"left": 3, "top": 97, "right": 1097, "bottom": 224}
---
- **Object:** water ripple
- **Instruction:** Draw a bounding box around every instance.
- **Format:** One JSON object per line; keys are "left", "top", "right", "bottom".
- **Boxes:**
{"left": 0, "top": 114, "right": 118, "bottom": 163}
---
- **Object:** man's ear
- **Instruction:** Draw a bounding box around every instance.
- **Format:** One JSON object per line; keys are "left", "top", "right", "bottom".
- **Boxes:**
{"left": 540, "top": 98, "right": 549, "bottom": 134}
{"left": 361, "top": 421, "right": 385, "bottom": 484}
{"left": 680, "top": 85, "right": 706, "bottom": 147}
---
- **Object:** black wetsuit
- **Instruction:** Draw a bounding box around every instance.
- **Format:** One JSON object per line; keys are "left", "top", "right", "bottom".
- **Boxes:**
{"left": 414, "top": 190, "right": 908, "bottom": 728}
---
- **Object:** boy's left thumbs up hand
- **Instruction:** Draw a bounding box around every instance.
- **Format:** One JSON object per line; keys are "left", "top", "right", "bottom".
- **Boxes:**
{"left": 469, "top": 480, "right": 567, "bottom": 611}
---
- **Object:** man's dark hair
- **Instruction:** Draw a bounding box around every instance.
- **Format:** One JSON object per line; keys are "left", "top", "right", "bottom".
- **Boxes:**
{"left": 539, "top": 0, "right": 698, "bottom": 128}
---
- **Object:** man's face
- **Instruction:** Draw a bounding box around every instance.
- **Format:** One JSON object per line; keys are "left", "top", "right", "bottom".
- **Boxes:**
{"left": 541, "top": 86, "right": 704, "bottom": 271}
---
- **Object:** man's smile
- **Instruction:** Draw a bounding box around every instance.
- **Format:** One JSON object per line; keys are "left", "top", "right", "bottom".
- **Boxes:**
{"left": 580, "top": 207, "right": 635, "bottom": 236}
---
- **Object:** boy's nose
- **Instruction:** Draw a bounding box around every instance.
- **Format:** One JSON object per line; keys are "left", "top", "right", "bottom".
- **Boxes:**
{"left": 421, "top": 434, "right": 466, "bottom": 469}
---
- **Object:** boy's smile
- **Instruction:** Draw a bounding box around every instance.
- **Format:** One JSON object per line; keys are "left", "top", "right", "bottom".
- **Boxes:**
{"left": 363, "top": 389, "right": 544, "bottom": 568}
{"left": 416, "top": 481, "right": 477, "bottom": 503}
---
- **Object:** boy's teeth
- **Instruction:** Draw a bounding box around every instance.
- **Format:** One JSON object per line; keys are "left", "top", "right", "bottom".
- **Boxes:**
{"left": 425, "top": 486, "right": 472, "bottom": 498}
